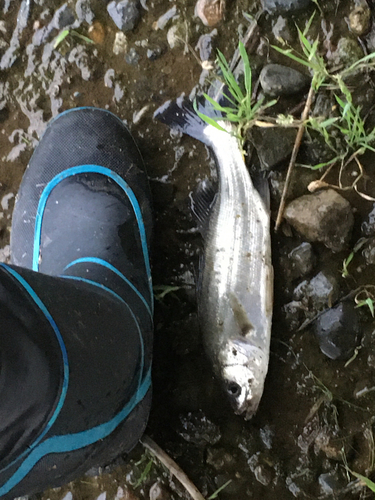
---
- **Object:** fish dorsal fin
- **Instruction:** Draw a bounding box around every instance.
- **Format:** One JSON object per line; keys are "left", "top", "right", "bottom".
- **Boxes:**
{"left": 228, "top": 292, "right": 255, "bottom": 337}
{"left": 190, "top": 178, "right": 217, "bottom": 238}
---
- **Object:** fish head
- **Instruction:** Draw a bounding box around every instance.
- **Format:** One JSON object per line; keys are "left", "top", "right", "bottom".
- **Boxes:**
{"left": 220, "top": 339, "right": 268, "bottom": 420}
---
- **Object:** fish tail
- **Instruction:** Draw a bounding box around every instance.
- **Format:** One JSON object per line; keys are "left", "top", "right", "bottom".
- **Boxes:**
{"left": 154, "top": 96, "right": 222, "bottom": 146}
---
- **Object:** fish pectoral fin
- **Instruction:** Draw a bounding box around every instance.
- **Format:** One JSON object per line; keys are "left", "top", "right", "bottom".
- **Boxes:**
{"left": 228, "top": 292, "right": 255, "bottom": 337}
{"left": 190, "top": 178, "right": 217, "bottom": 238}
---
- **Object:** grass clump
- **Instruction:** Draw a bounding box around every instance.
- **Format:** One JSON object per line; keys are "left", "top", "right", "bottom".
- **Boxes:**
{"left": 195, "top": 41, "right": 276, "bottom": 140}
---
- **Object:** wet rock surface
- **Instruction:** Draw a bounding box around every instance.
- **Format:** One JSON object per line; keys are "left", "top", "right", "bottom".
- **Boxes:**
{"left": 107, "top": 0, "right": 141, "bottom": 32}
{"left": 251, "top": 125, "right": 297, "bottom": 170}
{"left": 313, "top": 301, "right": 362, "bottom": 360}
{"left": 260, "top": 0, "right": 312, "bottom": 13}
{"left": 284, "top": 189, "right": 354, "bottom": 252}
{"left": 2, "top": 1, "right": 375, "bottom": 500}
{"left": 260, "top": 63, "right": 310, "bottom": 97}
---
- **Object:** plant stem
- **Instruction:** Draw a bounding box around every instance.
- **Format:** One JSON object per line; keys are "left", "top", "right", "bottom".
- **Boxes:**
{"left": 275, "top": 84, "right": 315, "bottom": 231}
{"left": 140, "top": 435, "right": 206, "bottom": 500}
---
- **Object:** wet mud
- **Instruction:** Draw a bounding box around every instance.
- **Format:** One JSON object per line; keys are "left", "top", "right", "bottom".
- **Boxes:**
{"left": 2, "top": 0, "right": 375, "bottom": 499}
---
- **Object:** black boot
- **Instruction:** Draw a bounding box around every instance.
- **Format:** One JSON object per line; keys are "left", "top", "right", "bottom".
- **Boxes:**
{"left": 0, "top": 107, "right": 153, "bottom": 499}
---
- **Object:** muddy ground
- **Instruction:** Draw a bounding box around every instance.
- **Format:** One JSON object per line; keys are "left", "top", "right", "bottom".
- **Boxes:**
{"left": 2, "top": 0, "right": 375, "bottom": 499}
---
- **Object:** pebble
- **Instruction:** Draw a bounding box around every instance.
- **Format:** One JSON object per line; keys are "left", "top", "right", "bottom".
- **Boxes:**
{"left": 284, "top": 189, "right": 354, "bottom": 253}
{"left": 318, "top": 472, "right": 345, "bottom": 495}
{"left": 362, "top": 237, "right": 375, "bottom": 265}
{"left": 75, "top": 0, "right": 95, "bottom": 24}
{"left": 125, "top": 47, "right": 139, "bottom": 65}
{"left": 88, "top": 21, "right": 106, "bottom": 44}
{"left": 282, "top": 301, "right": 305, "bottom": 330}
{"left": 330, "top": 37, "right": 364, "bottom": 68}
{"left": 251, "top": 126, "right": 297, "bottom": 170}
{"left": 260, "top": 63, "right": 310, "bottom": 97}
{"left": 195, "top": 0, "right": 225, "bottom": 27}
{"left": 294, "top": 271, "right": 339, "bottom": 313}
{"left": 149, "top": 481, "right": 171, "bottom": 500}
{"left": 53, "top": 3, "right": 76, "bottom": 29}
{"left": 260, "top": 0, "right": 312, "bottom": 13}
{"left": 361, "top": 203, "right": 375, "bottom": 236}
{"left": 271, "top": 16, "right": 294, "bottom": 43}
{"left": 313, "top": 301, "right": 361, "bottom": 360}
{"left": 153, "top": 6, "right": 178, "bottom": 30}
{"left": 195, "top": 30, "right": 217, "bottom": 63}
{"left": 349, "top": 4, "right": 371, "bottom": 36}
{"left": 113, "top": 31, "right": 128, "bottom": 55}
{"left": 107, "top": 0, "right": 141, "bottom": 32}
{"left": 281, "top": 242, "right": 316, "bottom": 282}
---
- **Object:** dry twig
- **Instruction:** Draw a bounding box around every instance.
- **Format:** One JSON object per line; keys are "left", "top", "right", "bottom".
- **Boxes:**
{"left": 140, "top": 434, "right": 206, "bottom": 500}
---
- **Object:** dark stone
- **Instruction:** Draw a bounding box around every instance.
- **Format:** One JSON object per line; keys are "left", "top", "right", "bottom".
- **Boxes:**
{"left": 361, "top": 203, "right": 375, "bottom": 237}
{"left": 75, "top": 0, "right": 95, "bottom": 24}
{"left": 313, "top": 301, "right": 362, "bottom": 360}
{"left": 53, "top": 4, "right": 76, "bottom": 29}
{"left": 284, "top": 189, "right": 354, "bottom": 253}
{"left": 282, "top": 242, "right": 315, "bottom": 281}
{"left": 107, "top": 0, "right": 141, "bottom": 32}
{"left": 260, "top": 63, "right": 310, "bottom": 97}
{"left": 271, "top": 16, "right": 294, "bottom": 43}
{"left": 196, "top": 30, "right": 217, "bottom": 62}
{"left": 294, "top": 271, "right": 339, "bottom": 313}
{"left": 251, "top": 126, "right": 297, "bottom": 170}
{"left": 282, "top": 301, "right": 305, "bottom": 330}
{"left": 261, "top": 0, "right": 312, "bottom": 13}
{"left": 362, "top": 237, "right": 375, "bottom": 265}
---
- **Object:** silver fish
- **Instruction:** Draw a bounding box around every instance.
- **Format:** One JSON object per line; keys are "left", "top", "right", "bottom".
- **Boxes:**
{"left": 155, "top": 98, "right": 273, "bottom": 419}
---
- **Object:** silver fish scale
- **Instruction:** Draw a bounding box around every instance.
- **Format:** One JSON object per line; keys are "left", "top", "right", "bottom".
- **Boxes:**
{"left": 199, "top": 123, "right": 273, "bottom": 371}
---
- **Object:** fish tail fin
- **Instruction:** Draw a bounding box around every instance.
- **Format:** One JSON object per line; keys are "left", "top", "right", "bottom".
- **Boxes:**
{"left": 154, "top": 95, "right": 223, "bottom": 146}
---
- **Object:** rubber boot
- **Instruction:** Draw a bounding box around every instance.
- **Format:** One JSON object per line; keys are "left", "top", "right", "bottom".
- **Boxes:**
{"left": 0, "top": 107, "right": 153, "bottom": 499}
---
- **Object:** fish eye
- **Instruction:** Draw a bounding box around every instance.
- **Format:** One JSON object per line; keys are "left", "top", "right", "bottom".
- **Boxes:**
{"left": 227, "top": 382, "right": 241, "bottom": 398}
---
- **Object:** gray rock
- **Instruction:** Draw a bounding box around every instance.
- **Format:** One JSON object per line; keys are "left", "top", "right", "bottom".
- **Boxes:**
{"left": 261, "top": 0, "right": 312, "bottom": 13}
{"left": 362, "top": 237, "right": 375, "bottom": 265}
{"left": 251, "top": 125, "right": 297, "bottom": 170}
{"left": 76, "top": 0, "right": 95, "bottom": 24}
{"left": 271, "top": 16, "right": 294, "bottom": 43}
{"left": 362, "top": 203, "right": 375, "bottom": 236}
{"left": 53, "top": 4, "right": 76, "bottom": 29}
{"left": 125, "top": 47, "right": 139, "bottom": 65}
{"left": 284, "top": 189, "right": 354, "bottom": 252}
{"left": 260, "top": 63, "right": 310, "bottom": 97}
{"left": 107, "top": 0, "right": 141, "bottom": 32}
{"left": 294, "top": 271, "right": 339, "bottom": 313}
{"left": 281, "top": 242, "right": 315, "bottom": 281}
{"left": 313, "top": 301, "right": 361, "bottom": 360}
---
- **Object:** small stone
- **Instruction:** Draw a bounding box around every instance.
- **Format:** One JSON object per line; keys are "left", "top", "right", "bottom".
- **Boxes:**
{"left": 260, "top": 63, "right": 310, "bottom": 97}
{"left": 113, "top": 31, "right": 128, "bottom": 55}
{"left": 318, "top": 472, "right": 345, "bottom": 495}
{"left": 195, "top": 30, "right": 217, "bottom": 63}
{"left": 361, "top": 204, "right": 375, "bottom": 236}
{"left": 250, "top": 126, "right": 297, "bottom": 170}
{"left": 362, "top": 237, "right": 375, "bottom": 265}
{"left": 206, "top": 448, "right": 235, "bottom": 470}
{"left": 146, "top": 45, "right": 162, "bottom": 60}
{"left": 107, "top": 0, "right": 141, "bottom": 32}
{"left": 330, "top": 37, "right": 364, "bottom": 68}
{"left": 149, "top": 481, "right": 171, "bottom": 500}
{"left": 88, "top": 21, "right": 105, "bottom": 44}
{"left": 76, "top": 0, "right": 95, "bottom": 24}
{"left": 349, "top": 5, "right": 371, "bottom": 36}
{"left": 125, "top": 47, "right": 139, "bottom": 65}
{"left": 53, "top": 3, "right": 76, "bottom": 29}
{"left": 152, "top": 6, "right": 178, "bottom": 30}
{"left": 282, "top": 301, "right": 305, "bottom": 330}
{"left": 294, "top": 271, "right": 339, "bottom": 313}
{"left": 261, "top": 0, "right": 312, "bottom": 13}
{"left": 167, "top": 23, "right": 186, "bottom": 50}
{"left": 313, "top": 301, "right": 362, "bottom": 360}
{"left": 284, "top": 189, "right": 354, "bottom": 252}
{"left": 195, "top": 0, "right": 225, "bottom": 27}
{"left": 272, "top": 16, "right": 294, "bottom": 43}
{"left": 281, "top": 242, "right": 316, "bottom": 282}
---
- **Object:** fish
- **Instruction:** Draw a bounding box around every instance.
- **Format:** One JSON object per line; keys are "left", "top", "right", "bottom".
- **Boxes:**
{"left": 154, "top": 97, "right": 273, "bottom": 419}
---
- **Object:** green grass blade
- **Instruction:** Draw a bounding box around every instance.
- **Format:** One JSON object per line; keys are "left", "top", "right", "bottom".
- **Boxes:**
{"left": 54, "top": 29, "right": 69, "bottom": 48}
{"left": 71, "top": 30, "right": 94, "bottom": 44}
{"left": 239, "top": 41, "right": 252, "bottom": 96}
